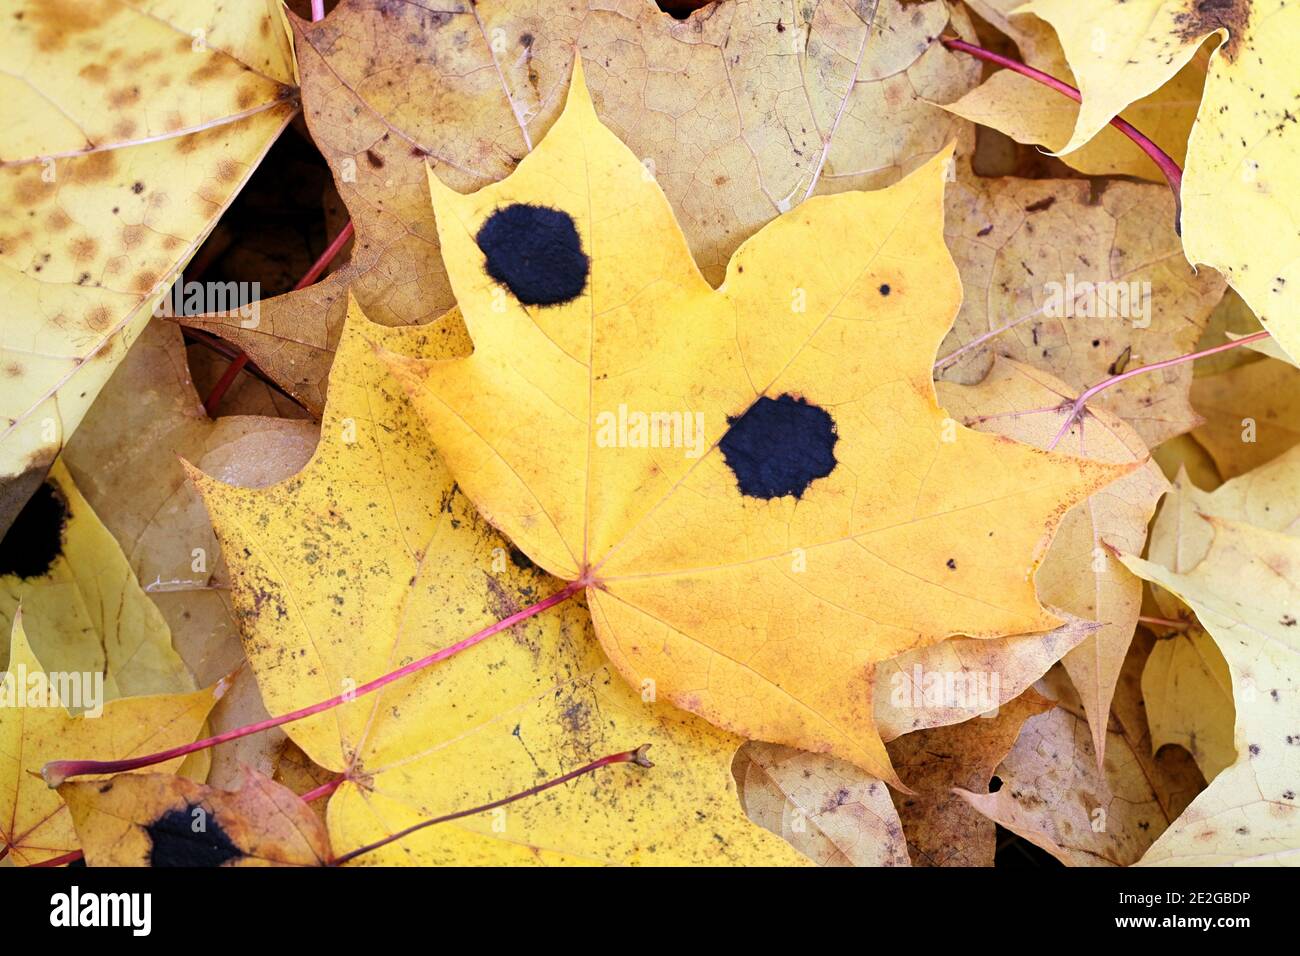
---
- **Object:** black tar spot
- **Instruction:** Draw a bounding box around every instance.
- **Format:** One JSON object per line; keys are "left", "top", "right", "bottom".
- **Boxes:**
{"left": 878, "top": 283, "right": 891, "bottom": 296}
{"left": 146, "top": 804, "right": 242, "bottom": 867}
{"left": 0, "top": 481, "right": 68, "bottom": 579}
{"left": 719, "top": 394, "right": 838, "bottom": 500}
{"left": 476, "top": 203, "right": 588, "bottom": 306}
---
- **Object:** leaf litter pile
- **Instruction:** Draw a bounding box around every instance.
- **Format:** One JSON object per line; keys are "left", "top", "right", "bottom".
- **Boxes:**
{"left": 0, "top": 0, "right": 1297, "bottom": 868}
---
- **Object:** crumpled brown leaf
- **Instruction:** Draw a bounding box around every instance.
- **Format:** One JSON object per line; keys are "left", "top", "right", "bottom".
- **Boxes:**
{"left": 957, "top": 636, "right": 1206, "bottom": 866}
{"left": 887, "top": 690, "right": 1054, "bottom": 866}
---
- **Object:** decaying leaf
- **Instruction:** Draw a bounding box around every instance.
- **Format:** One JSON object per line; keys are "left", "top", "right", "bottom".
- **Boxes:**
{"left": 957, "top": 640, "right": 1205, "bottom": 866}
{"left": 0, "top": 0, "right": 297, "bottom": 533}
{"left": 0, "top": 613, "right": 222, "bottom": 865}
{"left": 1122, "top": 519, "right": 1300, "bottom": 865}
{"left": 190, "top": 304, "right": 806, "bottom": 865}
{"left": 937, "top": 176, "right": 1224, "bottom": 448}
{"left": 734, "top": 742, "right": 910, "bottom": 867}
{"left": 61, "top": 770, "right": 330, "bottom": 867}
{"left": 887, "top": 689, "right": 1054, "bottom": 866}
{"left": 188, "top": 0, "right": 983, "bottom": 411}
{"left": 1016, "top": 0, "right": 1300, "bottom": 365}
{"left": 384, "top": 61, "right": 1128, "bottom": 783}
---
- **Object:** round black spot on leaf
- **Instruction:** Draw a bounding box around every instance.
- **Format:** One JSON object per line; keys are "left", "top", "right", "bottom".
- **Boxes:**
{"left": 476, "top": 203, "right": 588, "bottom": 306}
{"left": 878, "top": 283, "right": 891, "bottom": 296}
{"left": 146, "top": 804, "right": 242, "bottom": 867}
{"left": 0, "top": 481, "right": 68, "bottom": 579}
{"left": 719, "top": 394, "right": 838, "bottom": 500}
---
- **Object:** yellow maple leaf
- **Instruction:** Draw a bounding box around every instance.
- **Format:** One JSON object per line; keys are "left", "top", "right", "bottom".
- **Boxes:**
{"left": 189, "top": 305, "right": 807, "bottom": 866}
{"left": 0, "top": 612, "right": 222, "bottom": 865}
{"left": 0, "top": 460, "right": 194, "bottom": 702}
{"left": 60, "top": 770, "right": 330, "bottom": 867}
{"left": 380, "top": 61, "right": 1129, "bottom": 783}
{"left": 941, "top": 0, "right": 1207, "bottom": 181}
{"left": 1122, "top": 519, "right": 1300, "bottom": 865}
{"left": 0, "top": 0, "right": 296, "bottom": 531}
{"left": 1015, "top": 0, "right": 1300, "bottom": 364}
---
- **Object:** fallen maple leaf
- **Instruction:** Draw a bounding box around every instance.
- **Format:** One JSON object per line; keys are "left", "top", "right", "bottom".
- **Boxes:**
{"left": 188, "top": 0, "right": 983, "bottom": 412}
{"left": 0, "top": 460, "right": 193, "bottom": 702}
{"left": 0, "top": 0, "right": 297, "bottom": 533}
{"left": 60, "top": 770, "right": 330, "bottom": 867}
{"left": 1122, "top": 518, "right": 1300, "bottom": 865}
{"left": 1013, "top": 0, "right": 1300, "bottom": 365}
{"left": 382, "top": 61, "right": 1129, "bottom": 783}
{"left": 0, "top": 612, "right": 223, "bottom": 865}
{"left": 188, "top": 304, "right": 807, "bottom": 865}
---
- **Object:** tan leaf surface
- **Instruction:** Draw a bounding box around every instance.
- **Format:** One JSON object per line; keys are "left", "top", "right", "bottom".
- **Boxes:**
{"left": 938, "top": 357, "right": 1168, "bottom": 763}
{"left": 734, "top": 742, "right": 910, "bottom": 867}
{"left": 887, "top": 690, "right": 1054, "bottom": 866}
{"left": 958, "top": 639, "right": 1205, "bottom": 866}
{"left": 937, "top": 176, "right": 1224, "bottom": 448}
{"left": 188, "top": 0, "right": 982, "bottom": 411}
{"left": 1190, "top": 357, "right": 1300, "bottom": 479}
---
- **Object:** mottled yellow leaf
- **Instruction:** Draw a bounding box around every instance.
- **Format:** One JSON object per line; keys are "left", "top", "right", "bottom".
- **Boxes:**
{"left": 190, "top": 304, "right": 805, "bottom": 866}
{"left": 0, "top": 0, "right": 296, "bottom": 533}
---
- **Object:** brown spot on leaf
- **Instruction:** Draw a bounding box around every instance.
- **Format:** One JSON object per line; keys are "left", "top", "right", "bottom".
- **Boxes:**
{"left": 1175, "top": 0, "right": 1249, "bottom": 63}
{"left": 85, "top": 305, "right": 113, "bottom": 332}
